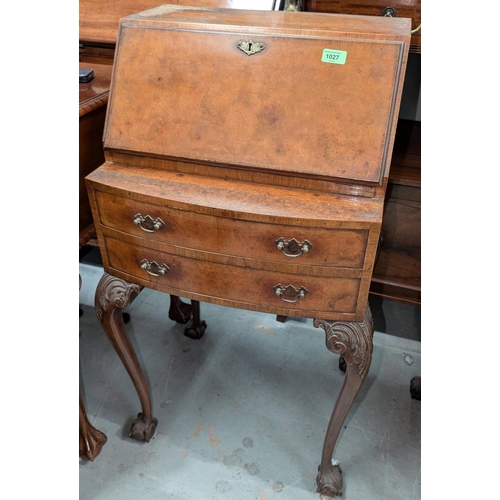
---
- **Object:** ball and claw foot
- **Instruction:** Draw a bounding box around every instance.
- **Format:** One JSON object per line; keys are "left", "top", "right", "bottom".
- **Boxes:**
{"left": 316, "top": 463, "right": 343, "bottom": 497}
{"left": 79, "top": 424, "right": 107, "bottom": 462}
{"left": 128, "top": 413, "right": 158, "bottom": 442}
{"left": 184, "top": 320, "right": 207, "bottom": 340}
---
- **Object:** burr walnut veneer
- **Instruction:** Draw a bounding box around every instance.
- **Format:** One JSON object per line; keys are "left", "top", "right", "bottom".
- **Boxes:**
{"left": 86, "top": 5, "right": 410, "bottom": 496}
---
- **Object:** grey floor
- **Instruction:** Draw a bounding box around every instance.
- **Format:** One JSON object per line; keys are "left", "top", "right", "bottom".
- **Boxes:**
{"left": 79, "top": 258, "right": 421, "bottom": 500}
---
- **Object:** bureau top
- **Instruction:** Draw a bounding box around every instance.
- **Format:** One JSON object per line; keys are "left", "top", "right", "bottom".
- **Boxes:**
{"left": 104, "top": 5, "right": 410, "bottom": 186}
{"left": 123, "top": 4, "right": 410, "bottom": 37}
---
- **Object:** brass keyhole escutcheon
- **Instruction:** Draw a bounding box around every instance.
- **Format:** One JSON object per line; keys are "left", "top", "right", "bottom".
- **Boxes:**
{"left": 236, "top": 40, "right": 266, "bottom": 56}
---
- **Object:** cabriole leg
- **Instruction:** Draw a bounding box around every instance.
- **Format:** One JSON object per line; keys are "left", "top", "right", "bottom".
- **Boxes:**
{"left": 313, "top": 305, "right": 374, "bottom": 497}
{"left": 95, "top": 273, "right": 158, "bottom": 442}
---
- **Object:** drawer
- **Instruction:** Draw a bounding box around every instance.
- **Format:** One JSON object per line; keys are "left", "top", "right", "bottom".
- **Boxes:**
{"left": 94, "top": 190, "right": 369, "bottom": 269}
{"left": 103, "top": 234, "right": 361, "bottom": 318}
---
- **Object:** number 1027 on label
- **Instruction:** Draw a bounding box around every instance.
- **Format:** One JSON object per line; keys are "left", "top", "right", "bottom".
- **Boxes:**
{"left": 321, "top": 49, "right": 347, "bottom": 65}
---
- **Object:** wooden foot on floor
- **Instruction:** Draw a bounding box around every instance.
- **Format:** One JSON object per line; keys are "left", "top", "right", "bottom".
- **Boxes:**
{"left": 79, "top": 391, "right": 107, "bottom": 461}
{"left": 129, "top": 412, "right": 157, "bottom": 442}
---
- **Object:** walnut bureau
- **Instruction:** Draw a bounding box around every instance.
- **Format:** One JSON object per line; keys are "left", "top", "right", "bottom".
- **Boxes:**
{"left": 86, "top": 5, "right": 410, "bottom": 496}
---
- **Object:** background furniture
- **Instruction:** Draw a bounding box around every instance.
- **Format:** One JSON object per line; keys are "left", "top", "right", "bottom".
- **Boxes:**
{"left": 79, "top": 63, "right": 112, "bottom": 248}
{"left": 80, "top": 0, "right": 281, "bottom": 65}
{"left": 79, "top": 65, "right": 112, "bottom": 461}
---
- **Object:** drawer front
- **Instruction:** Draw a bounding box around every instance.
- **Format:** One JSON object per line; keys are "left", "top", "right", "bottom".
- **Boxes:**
{"left": 95, "top": 190, "right": 369, "bottom": 269}
{"left": 104, "top": 235, "right": 361, "bottom": 317}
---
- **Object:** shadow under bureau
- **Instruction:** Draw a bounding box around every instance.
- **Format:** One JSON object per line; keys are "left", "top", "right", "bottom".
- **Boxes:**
{"left": 86, "top": 5, "right": 410, "bottom": 497}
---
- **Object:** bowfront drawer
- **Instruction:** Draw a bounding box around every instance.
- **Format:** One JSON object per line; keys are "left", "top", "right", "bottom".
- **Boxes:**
{"left": 103, "top": 234, "right": 361, "bottom": 318}
{"left": 94, "top": 190, "right": 369, "bottom": 269}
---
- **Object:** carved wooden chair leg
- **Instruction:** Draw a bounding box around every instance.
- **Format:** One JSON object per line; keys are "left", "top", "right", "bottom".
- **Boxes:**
{"left": 184, "top": 299, "right": 207, "bottom": 340}
{"left": 95, "top": 272, "right": 158, "bottom": 442}
{"left": 79, "top": 391, "right": 107, "bottom": 461}
{"left": 168, "top": 295, "right": 193, "bottom": 324}
{"left": 313, "top": 305, "right": 374, "bottom": 498}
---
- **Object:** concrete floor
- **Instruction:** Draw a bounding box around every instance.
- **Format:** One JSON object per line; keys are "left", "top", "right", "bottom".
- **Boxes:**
{"left": 79, "top": 262, "right": 421, "bottom": 500}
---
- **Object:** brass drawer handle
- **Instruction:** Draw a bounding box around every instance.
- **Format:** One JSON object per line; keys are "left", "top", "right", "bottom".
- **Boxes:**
{"left": 273, "top": 284, "right": 308, "bottom": 304}
{"left": 140, "top": 259, "right": 170, "bottom": 277}
{"left": 133, "top": 213, "right": 165, "bottom": 233}
{"left": 275, "top": 237, "right": 312, "bottom": 258}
